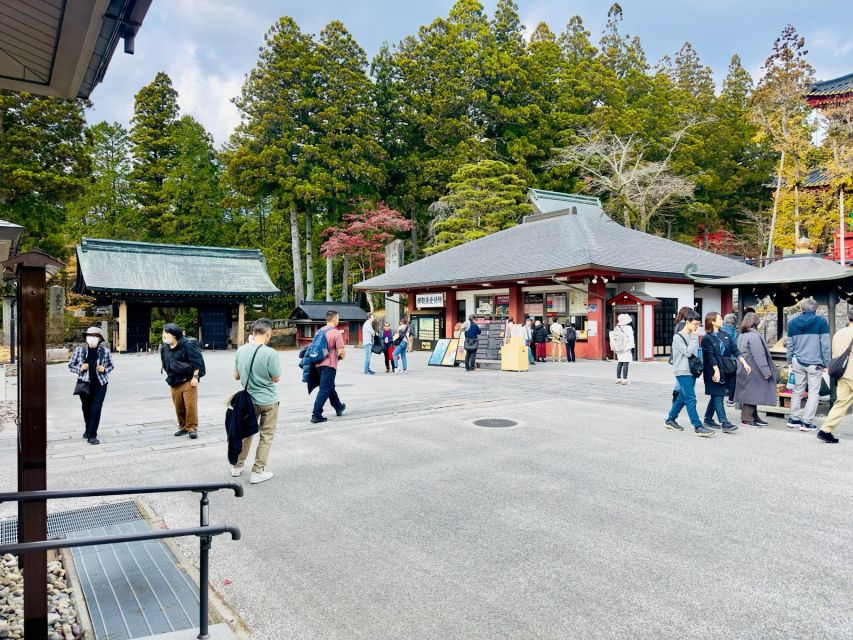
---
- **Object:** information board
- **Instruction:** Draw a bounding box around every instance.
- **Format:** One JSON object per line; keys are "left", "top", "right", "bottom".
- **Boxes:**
{"left": 428, "top": 339, "right": 451, "bottom": 366}
{"left": 475, "top": 320, "right": 506, "bottom": 361}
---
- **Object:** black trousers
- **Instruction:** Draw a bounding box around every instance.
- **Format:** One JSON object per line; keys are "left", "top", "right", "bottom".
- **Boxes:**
{"left": 566, "top": 340, "right": 576, "bottom": 362}
{"left": 465, "top": 349, "right": 477, "bottom": 371}
{"left": 80, "top": 383, "right": 108, "bottom": 438}
{"left": 313, "top": 366, "right": 343, "bottom": 419}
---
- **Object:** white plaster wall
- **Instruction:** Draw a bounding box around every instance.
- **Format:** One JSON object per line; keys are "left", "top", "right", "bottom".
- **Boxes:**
{"left": 643, "top": 304, "right": 653, "bottom": 357}
{"left": 694, "top": 287, "right": 722, "bottom": 315}
{"left": 635, "top": 282, "right": 694, "bottom": 311}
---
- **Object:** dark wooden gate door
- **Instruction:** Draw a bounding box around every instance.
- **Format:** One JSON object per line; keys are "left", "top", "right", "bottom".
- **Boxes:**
{"left": 199, "top": 307, "right": 229, "bottom": 350}
{"left": 126, "top": 304, "right": 151, "bottom": 352}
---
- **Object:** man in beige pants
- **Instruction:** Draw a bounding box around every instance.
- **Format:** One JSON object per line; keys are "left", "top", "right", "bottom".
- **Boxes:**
{"left": 232, "top": 319, "right": 282, "bottom": 483}
{"left": 819, "top": 307, "right": 853, "bottom": 443}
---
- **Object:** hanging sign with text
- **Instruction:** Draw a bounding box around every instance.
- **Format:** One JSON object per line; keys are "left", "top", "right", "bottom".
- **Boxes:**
{"left": 416, "top": 293, "right": 445, "bottom": 308}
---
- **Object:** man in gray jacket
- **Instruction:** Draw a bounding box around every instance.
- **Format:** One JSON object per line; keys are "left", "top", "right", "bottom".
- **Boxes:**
{"left": 665, "top": 310, "right": 714, "bottom": 437}
{"left": 786, "top": 298, "right": 831, "bottom": 431}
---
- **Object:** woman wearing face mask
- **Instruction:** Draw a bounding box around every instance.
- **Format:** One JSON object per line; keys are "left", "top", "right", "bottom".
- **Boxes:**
{"left": 68, "top": 327, "right": 114, "bottom": 445}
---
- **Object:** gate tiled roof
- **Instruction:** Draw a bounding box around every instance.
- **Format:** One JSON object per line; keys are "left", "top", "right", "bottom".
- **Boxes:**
{"left": 74, "top": 238, "right": 280, "bottom": 297}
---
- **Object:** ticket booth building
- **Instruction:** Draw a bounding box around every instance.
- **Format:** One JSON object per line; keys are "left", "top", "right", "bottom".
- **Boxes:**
{"left": 356, "top": 190, "right": 752, "bottom": 360}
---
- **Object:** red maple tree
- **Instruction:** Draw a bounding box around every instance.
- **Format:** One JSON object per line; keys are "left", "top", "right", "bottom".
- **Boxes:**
{"left": 321, "top": 202, "right": 412, "bottom": 282}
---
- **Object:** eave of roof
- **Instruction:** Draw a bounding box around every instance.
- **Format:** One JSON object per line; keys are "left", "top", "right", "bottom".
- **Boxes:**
{"left": 693, "top": 255, "right": 853, "bottom": 287}
{"left": 806, "top": 71, "right": 853, "bottom": 98}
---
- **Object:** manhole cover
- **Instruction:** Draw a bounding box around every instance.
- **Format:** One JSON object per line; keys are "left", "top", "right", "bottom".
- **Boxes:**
{"left": 473, "top": 419, "right": 518, "bottom": 428}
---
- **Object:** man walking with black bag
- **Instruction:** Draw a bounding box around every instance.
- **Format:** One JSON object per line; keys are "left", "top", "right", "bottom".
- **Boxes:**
{"left": 817, "top": 306, "right": 853, "bottom": 443}
{"left": 232, "top": 319, "right": 282, "bottom": 483}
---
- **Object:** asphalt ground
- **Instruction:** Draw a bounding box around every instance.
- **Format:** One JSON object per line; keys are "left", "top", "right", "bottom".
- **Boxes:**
{"left": 1, "top": 350, "right": 851, "bottom": 639}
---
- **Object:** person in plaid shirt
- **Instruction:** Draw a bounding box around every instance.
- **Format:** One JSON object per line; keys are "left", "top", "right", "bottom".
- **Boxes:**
{"left": 68, "top": 326, "right": 114, "bottom": 445}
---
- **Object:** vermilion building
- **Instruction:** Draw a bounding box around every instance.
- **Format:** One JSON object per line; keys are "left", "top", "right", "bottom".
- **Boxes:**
{"left": 356, "top": 190, "right": 752, "bottom": 361}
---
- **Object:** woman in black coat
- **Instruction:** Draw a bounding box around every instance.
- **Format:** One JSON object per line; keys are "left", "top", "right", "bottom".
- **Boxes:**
{"left": 701, "top": 312, "right": 745, "bottom": 433}
{"left": 532, "top": 320, "right": 548, "bottom": 361}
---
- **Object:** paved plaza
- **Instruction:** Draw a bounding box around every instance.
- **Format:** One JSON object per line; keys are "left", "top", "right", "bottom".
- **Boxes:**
{"left": 1, "top": 350, "right": 852, "bottom": 639}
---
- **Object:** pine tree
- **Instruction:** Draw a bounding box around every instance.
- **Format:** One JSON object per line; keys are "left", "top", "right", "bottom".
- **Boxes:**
{"left": 129, "top": 71, "right": 179, "bottom": 239}
{"left": 427, "top": 160, "right": 531, "bottom": 253}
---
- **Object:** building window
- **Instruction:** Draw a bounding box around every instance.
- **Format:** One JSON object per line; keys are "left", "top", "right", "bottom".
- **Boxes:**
{"left": 475, "top": 295, "right": 494, "bottom": 315}
{"left": 523, "top": 293, "right": 544, "bottom": 319}
{"left": 654, "top": 298, "right": 678, "bottom": 355}
{"left": 546, "top": 292, "right": 567, "bottom": 316}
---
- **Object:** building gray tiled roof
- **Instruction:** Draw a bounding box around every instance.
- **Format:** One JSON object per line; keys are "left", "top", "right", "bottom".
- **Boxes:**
{"left": 290, "top": 302, "right": 368, "bottom": 322}
{"left": 75, "top": 238, "right": 280, "bottom": 296}
{"left": 356, "top": 190, "right": 752, "bottom": 291}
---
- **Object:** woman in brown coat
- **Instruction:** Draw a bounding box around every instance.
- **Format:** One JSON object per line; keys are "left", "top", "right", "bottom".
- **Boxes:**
{"left": 735, "top": 312, "right": 776, "bottom": 428}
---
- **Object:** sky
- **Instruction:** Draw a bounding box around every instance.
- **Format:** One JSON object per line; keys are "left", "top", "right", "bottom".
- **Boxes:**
{"left": 89, "top": 0, "right": 853, "bottom": 147}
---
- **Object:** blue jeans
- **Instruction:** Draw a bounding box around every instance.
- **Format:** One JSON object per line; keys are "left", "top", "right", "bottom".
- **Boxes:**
{"left": 363, "top": 343, "right": 373, "bottom": 373}
{"left": 705, "top": 395, "right": 726, "bottom": 422}
{"left": 668, "top": 375, "right": 702, "bottom": 428}
{"left": 392, "top": 341, "right": 408, "bottom": 370}
{"left": 312, "top": 366, "right": 343, "bottom": 419}
{"left": 527, "top": 343, "right": 534, "bottom": 363}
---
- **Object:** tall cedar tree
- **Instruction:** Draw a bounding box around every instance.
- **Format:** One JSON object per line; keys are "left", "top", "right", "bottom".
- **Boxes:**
{"left": 130, "top": 72, "right": 179, "bottom": 239}
{"left": 224, "top": 17, "right": 317, "bottom": 305}
{"left": 67, "top": 121, "right": 134, "bottom": 241}
{"left": 161, "top": 115, "right": 230, "bottom": 246}
{"left": 0, "top": 91, "right": 89, "bottom": 255}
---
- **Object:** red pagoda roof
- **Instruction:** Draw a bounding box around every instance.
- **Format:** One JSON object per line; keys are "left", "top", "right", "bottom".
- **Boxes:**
{"left": 806, "top": 72, "right": 853, "bottom": 108}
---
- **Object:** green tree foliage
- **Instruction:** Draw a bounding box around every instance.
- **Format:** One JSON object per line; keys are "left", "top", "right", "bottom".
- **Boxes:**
{"left": 162, "top": 115, "right": 230, "bottom": 245}
{"left": 129, "top": 72, "right": 179, "bottom": 238}
{"left": 0, "top": 91, "right": 89, "bottom": 255}
{"left": 427, "top": 160, "right": 531, "bottom": 254}
{"left": 66, "top": 121, "right": 134, "bottom": 240}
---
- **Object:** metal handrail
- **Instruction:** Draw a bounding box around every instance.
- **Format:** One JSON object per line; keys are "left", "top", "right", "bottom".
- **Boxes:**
{"left": 0, "top": 524, "right": 241, "bottom": 554}
{"left": 1, "top": 481, "right": 243, "bottom": 640}
{"left": 0, "top": 480, "right": 244, "bottom": 504}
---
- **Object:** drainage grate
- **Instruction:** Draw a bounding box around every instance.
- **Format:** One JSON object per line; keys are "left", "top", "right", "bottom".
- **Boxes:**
{"left": 472, "top": 418, "right": 518, "bottom": 428}
{"left": 0, "top": 500, "right": 142, "bottom": 544}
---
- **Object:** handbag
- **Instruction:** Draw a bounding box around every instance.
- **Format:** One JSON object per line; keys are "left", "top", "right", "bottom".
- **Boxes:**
{"left": 464, "top": 337, "right": 479, "bottom": 351}
{"left": 371, "top": 335, "right": 384, "bottom": 354}
{"left": 715, "top": 335, "right": 737, "bottom": 376}
{"left": 677, "top": 334, "right": 704, "bottom": 378}
{"left": 73, "top": 378, "right": 90, "bottom": 396}
{"left": 828, "top": 337, "right": 853, "bottom": 381}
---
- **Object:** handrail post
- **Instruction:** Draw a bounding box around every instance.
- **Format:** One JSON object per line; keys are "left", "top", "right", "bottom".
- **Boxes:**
{"left": 198, "top": 491, "right": 210, "bottom": 640}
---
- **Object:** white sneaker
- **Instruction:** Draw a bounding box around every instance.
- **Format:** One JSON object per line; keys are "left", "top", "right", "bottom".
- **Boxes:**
{"left": 230, "top": 466, "right": 243, "bottom": 477}
{"left": 621, "top": 379, "right": 630, "bottom": 385}
{"left": 394, "top": 368, "right": 401, "bottom": 374}
{"left": 250, "top": 470, "right": 274, "bottom": 484}
{"left": 615, "top": 379, "right": 622, "bottom": 384}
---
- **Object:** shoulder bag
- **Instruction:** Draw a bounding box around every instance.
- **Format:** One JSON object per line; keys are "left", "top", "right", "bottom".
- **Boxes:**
{"left": 677, "top": 334, "right": 704, "bottom": 378}
{"left": 828, "top": 336, "right": 853, "bottom": 381}
{"left": 715, "top": 334, "right": 737, "bottom": 376}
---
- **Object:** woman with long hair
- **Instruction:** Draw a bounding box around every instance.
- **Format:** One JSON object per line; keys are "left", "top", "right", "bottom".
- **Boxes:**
{"left": 735, "top": 312, "right": 775, "bottom": 428}
{"left": 701, "top": 312, "right": 744, "bottom": 433}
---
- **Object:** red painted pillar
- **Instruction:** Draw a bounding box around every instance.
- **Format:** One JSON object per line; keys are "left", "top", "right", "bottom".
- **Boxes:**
{"left": 507, "top": 285, "right": 523, "bottom": 324}
{"left": 444, "top": 289, "right": 456, "bottom": 338}
{"left": 406, "top": 292, "right": 417, "bottom": 318}
{"left": 587, "top": 279, "right": 607, "bottom": 360}
{"left": 721, "top": 289, "right": 733, "bottom": 316}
